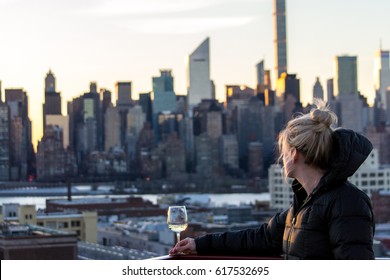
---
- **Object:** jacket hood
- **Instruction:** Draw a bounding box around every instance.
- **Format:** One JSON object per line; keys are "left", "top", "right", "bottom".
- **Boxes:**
{"left": 324, "top": 128, "right": 373, "bottom": 184}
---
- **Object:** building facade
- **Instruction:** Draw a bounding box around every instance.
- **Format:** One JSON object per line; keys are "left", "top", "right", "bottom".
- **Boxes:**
{"left": 268, "top": 149, "right": 390, "bottom": 210}
{"left": 273, "top": 0, "right": 287, "bottom": 79}
{"left": 187, "top": 38, "right": 212, "bottom": 107}
{"left": 0, "top": 222, "right": 78, "bottom": 260}
{"left": 313, "top": 77, "right": 324, "bottom": 101}
{"left": 5, "top": 88, "right": 34, "bottom": 180}
{"left": 116, "top": 81, "right": 132, "bottom": 108}
{"left": 334, "top": 55, "right": 358, "bottom": 97}
{"left": 36, "top": 125, "right": 77, "bottom": 181}
{"left": 0, "top": 103, "right": 10, "bottom": 180}
{"left": 1, "top": 203, "right": 97, "bottom": 243}
{"left": 374, "top": 49, "right": 390, "bottom": 109}
{"left": 46, "top": 114, "right": 69, "bottom": 149}
{"left": 43, "top": 70, "right": 62, "bottom": 130}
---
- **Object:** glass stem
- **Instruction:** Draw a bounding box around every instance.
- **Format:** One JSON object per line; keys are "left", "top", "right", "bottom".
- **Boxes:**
{"left": 176, "top": 232, "right": 181, "bottom": 243}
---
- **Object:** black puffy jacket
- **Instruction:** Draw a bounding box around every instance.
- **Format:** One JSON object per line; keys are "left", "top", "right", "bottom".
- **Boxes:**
{"left": 195, "top": 128, "right": 375, "bottom": 259}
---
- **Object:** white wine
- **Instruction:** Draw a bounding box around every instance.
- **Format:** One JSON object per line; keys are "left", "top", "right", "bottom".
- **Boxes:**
{"left": 168, "top": 223, "right": 188, "bottom": 233}
{"left": 167, "top": 206, "right": 188, "bottom": 242}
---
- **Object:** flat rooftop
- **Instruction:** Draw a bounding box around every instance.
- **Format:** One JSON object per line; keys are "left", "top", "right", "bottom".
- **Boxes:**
{"left": 0, "top": 222, "right": 74, "bottom": 238}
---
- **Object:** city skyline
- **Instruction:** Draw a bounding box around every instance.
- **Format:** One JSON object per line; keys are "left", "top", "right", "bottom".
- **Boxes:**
{"left": 0, "top": 0, "right": 389, "bottom": 147}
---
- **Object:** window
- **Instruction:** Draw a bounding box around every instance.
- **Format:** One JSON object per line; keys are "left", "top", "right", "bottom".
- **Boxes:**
{"left": 46, "top": 221, "right": 57, "bottom": 229}
{"left": 58, "top": 222, "right": 69, "bottom": 229}
{"left": 71, "top": 220, "right": 81, "bottom": 227}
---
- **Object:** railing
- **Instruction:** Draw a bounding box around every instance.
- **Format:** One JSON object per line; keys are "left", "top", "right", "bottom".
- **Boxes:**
{"left": 151, "top": 254, "right": 390, "bottom": 260}
{"left": 150, "top": 254, "right": 283, "bottom": 260}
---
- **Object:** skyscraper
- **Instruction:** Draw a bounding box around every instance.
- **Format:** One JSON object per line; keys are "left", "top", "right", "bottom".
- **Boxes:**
{"left": 336, "top": 94, "right": 364, "bottom": 133}
{"left": 273, "top": 0, "right": 288, "bottom": 80}
{"left": 152, "top": 70, "right": 177, "bottom": 142}
{"left": 152, "top": 69, "right": 176, "bottom": 116}
{"left": 327, "top": 78, "right": 334, "bottom": 102}
{"left": 104, "top": 105, "right": 121, "bottom": 151}
{"left": 46, "top": 115, "right": 70, "bottom": 149}
{"left": 45, "top": 69, "right": 55, "bottom": 92}
{"left": 36, "top": 124, "right": 76, "bottom": 181}
{"left": 83, "top": 84, "right": 102, "bottom": 151}
{"left": 5, "top": 88, "right": 34, "bottom": 180}
{"left": 374, "top": 49, "right": 390, "bottom": 110}
{"left": 334, "top": 55, "right": 358, "bottom": 97}
{"left": 276, "top": 73, "right": 301, "bottom": 122}
{"left": 313, "top": 77, "right": 324, "bottom": 101}
{"left": 263, "top": 70, "right": 275, "bottom": 106}
{"left": 256, "top": 60, "right": 265, "bottom": 93}
{"left": 114, "top": 82, "right": 132, "bottom": 150}
{"left": 43, "top": 70, "right": 62, "bottom": 130}
{"left": 187, "top": 37, "right": 211, "bottom": 107}
{"left": 116, "top": 82, "right": 132, "bottom": 108}
{"left": 68, "top": 84, "right": 103, "bottom": 169}
{"left": 0, "top": 103, "right": 10, "bottom": 180}
{"left": 139, "top": 92, "right": 153, "bottom": 125}
{"left": 276, "top": 73, "right": 300, "bottom": 103}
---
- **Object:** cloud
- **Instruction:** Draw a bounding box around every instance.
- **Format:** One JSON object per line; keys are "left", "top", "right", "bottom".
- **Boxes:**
{"left": 75, "top": 0, "right": 267, "bottom": 16}
{"left": 119, "top": 16, "right": 256, "bottom": 35}
{"left": 71, "top": 0, "right": 261, "bottom": 34}
{"left": 78, "top": 0, "right": 230, "bottom": 16}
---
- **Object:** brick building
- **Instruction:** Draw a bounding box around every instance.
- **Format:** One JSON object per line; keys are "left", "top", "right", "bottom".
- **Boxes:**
{"left": 46, "top": 196, "right": 165, "bottom": 218}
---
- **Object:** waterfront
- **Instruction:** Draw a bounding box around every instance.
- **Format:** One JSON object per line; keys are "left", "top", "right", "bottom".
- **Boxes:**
{"left": 0, "top": 192, "right": 270, "bottom": 210}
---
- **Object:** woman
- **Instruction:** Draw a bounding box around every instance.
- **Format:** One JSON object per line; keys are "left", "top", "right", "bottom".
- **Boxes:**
{"left": 170, "top": 100, "right": 375, "bottom": 259}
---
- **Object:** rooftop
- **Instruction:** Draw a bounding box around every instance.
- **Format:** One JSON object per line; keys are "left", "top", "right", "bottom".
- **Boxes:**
{"left": 0, "top": 222, "right": 74, "bottom": 238}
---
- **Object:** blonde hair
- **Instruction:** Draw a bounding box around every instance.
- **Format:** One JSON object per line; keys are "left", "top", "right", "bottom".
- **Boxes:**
{"left": 278, "top": 99, "right": 338, "bottom": 170}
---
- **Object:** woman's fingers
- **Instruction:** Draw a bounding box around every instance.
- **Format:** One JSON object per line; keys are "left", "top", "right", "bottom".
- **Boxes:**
{"left": 169, "top": 238, "right": 197, "bottom": 255}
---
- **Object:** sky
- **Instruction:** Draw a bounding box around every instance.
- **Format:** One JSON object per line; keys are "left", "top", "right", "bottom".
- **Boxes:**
{"left": 0, "top": 0, "right": 389, "bottom": 148}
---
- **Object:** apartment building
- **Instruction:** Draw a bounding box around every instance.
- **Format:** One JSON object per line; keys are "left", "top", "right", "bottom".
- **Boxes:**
{"left": 0, "top": 203, "right": 97, "bottom": 243}
{"left": 268, "top": 149, "right": 390, "bottom": 210}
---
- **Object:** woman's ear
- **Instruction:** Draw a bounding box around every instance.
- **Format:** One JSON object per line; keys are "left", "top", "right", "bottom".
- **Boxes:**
{"left": 291, "top": 148, "right": 298, "bottom": 163}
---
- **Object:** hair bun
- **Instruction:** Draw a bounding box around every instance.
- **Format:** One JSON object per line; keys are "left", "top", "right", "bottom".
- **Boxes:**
{"left": 310, "top": 99, "right": 338, "bottom": 128}
{"left": 310, "top": 109, "right": 333, "bottom": 127}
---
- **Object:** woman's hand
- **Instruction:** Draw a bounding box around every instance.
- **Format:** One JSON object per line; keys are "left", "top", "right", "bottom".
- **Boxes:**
{"left": 169, "top": 237, "right": 197, "bottom": 255}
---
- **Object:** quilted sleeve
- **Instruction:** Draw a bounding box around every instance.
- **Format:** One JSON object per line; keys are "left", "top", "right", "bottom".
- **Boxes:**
{"left": 195, "top": 209, "right": 288, "bottom": 256}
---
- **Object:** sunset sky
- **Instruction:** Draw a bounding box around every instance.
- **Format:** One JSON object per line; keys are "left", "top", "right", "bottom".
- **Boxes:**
{"left": 0, "top": 0, "right": 389, "bottom": 147}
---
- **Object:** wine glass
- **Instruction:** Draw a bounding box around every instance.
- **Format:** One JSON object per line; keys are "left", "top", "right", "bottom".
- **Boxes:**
{"left": 167, "top": 206, "right": 188, "bottom": 244}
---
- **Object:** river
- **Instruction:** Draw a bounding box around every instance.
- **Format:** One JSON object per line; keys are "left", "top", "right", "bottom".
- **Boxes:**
{"left": 0, "top": 192, "right": 270, "bottom": 210}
